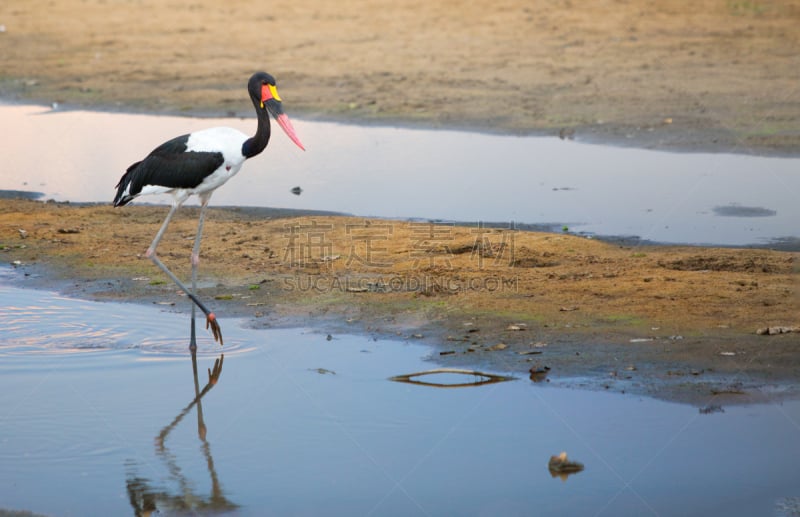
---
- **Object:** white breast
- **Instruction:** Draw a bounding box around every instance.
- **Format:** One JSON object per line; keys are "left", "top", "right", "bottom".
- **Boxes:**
{"left": 187, "top": 127, "right": 249, "bottom": 195}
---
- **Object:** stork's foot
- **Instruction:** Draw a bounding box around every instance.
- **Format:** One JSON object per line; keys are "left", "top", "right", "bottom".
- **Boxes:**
{"left": 208, "top": 354, "right": 224, "bottom": 385}
{"left": 206, "top": 313, "right": 223, "bottom": 346}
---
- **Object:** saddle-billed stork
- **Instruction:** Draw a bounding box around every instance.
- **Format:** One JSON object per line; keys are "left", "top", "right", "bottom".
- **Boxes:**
{"left": 113, "top": 72, "right": 305, "bottom": 347}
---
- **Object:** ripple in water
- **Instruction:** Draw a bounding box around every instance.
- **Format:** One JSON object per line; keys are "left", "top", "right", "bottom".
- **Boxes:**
{"left": 0, "top": 283, "right": 254, "bottom": 357}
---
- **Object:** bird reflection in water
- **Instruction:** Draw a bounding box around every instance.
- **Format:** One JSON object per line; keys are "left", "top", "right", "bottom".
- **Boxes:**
{"left": 126, "top": 349, "right": 236, "bottom": 516}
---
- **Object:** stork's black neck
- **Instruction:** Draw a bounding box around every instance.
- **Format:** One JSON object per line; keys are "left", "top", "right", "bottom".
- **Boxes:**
{"left": 242, "top": 103, "right": 271, "bottom": 159}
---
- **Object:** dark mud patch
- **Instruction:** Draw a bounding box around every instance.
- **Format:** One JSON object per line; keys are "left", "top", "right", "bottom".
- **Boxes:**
{"left": 713, "top": 204, "right": 777, "bottom": 217}
{"left": 659, "top": 254, "right": 794, "bottom": 273}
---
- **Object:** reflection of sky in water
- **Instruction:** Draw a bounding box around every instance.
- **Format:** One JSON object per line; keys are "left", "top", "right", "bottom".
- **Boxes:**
{"left": 1, "top": 280, "right": 799, "bottom": 515}
{"left": 2, "top": 103, "right": 798, "bottom": 247}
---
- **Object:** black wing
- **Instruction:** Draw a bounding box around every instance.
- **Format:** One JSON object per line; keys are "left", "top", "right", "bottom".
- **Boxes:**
{"left": 113, "top": 134, "right": 224, "bottom": 206}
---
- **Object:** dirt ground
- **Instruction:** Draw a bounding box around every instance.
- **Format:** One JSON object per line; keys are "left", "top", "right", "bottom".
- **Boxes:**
{"left": 1, "top": 0, "right": 799, "bottom": 154}
{"left": 0, "top": 0, "right": 798, "bottom": 404}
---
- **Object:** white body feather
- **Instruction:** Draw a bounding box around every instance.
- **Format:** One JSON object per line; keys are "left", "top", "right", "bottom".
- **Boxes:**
{"left": 184, "top": 126, "right": 249, "bottom": 196}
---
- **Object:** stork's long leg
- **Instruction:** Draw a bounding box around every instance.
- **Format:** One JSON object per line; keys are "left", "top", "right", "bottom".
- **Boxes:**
{"left": 189, "top": 196, "right": 211, "bottom": 348}
{"left": 146, "top": 202, "right": 223, "bottom": 345}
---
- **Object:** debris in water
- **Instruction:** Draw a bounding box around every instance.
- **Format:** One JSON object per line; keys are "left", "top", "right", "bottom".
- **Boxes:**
{"left": 529, "top": 364, "right": 551, "bottom": 382}
{"left": 699, "top": 404, "right": 725, "bottom": 415}
{"left": 548, "top": 451, "right": 584, "bottom": 480}
{"left": 558, "top": 128, "right": 575, "bottom": 140}
{"left": 507, "top": 323, "right": 527, "bottom": 331}
{"left": 488, "top": 343, "right": 508, "bottom": 351}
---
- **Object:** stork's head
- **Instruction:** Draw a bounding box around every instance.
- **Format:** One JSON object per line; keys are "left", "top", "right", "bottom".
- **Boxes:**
{"left": 249, "top": 72, "right": 305, "bottom": 151}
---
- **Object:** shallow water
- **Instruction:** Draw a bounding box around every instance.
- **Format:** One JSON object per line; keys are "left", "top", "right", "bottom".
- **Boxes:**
{"left": 2, "top": 103, "right": 799, "bottom": 248}
{"left": 1, "top": 275, "right": 799, "bottom": 516}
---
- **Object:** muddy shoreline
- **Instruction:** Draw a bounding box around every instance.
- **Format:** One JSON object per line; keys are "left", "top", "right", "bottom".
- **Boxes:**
{"left": 6, "top": 247, "right": 799, "bottom": 407}
{"left": 2, "top": 198, "right": 797, "bottom": 406}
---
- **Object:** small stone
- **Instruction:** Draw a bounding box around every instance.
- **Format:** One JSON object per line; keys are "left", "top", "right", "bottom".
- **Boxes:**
{"left": 529, "top": 365, "right": 551, "bottom": 382}
{"left": 548, "top": 452, "right": 584, "bottom": 474}
{"left": 699, "top": 404, "right": 724, "bottom": 415}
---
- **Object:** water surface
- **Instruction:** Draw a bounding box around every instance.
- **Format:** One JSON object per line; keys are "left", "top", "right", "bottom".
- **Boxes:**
{"left": 2, "top": 103, "right": 798, "bottom": 248}
{"left": 1, "top": 278, "right": 799, "bottom": 516}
